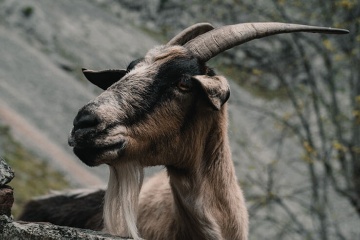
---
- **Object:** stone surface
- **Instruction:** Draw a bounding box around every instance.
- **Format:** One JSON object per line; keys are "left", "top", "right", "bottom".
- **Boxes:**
{"left": 0, "top": 215, "right": 129, "bottom": 240}
{"left": 0, "top": 158, "right": 14, "bottom": 186}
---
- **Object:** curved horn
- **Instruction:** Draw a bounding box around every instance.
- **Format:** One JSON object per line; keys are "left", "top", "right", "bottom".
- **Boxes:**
{"left": 167, "top": 22, "right": 214, "bottom": 46}
{"left": 184, "top": 22, "right": 349, "bottom": 62}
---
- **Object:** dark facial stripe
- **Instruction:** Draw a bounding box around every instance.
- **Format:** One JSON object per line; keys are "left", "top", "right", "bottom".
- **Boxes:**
{"left": 155, "top": 57, "right": 202, "bottom": 85}
{"left": 179, "top": 93, "right": 198, "bottom": 134}
{"left": 121, "top": 57, "right": 205, "bottom": 126}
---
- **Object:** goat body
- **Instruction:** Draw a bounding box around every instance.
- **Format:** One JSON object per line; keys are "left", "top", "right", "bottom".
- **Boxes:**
{"left": 19, "top": 22, "right": 348, "bottom": 240}
{"left": 21, "top": 46, "right": 248, "bottom": 239}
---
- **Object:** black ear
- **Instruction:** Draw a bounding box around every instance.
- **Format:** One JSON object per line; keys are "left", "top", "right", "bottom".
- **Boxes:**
{"left": 192, "top": 75, "right": 230, "bottom": 110}
{"left": 82, "top": 68, "right": 127, "bottom": 90}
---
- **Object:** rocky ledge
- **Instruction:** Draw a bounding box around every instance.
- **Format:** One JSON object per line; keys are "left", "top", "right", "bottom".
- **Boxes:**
{"left": 0, "top": 159, "right": 127, "bottom": 240}
{"left": 0, "top": 215, "right": 128, "bottom": 240}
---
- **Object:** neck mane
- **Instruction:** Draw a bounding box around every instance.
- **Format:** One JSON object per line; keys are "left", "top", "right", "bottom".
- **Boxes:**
{"left": 167, "top": 107, "right": 248, "bottom": 240}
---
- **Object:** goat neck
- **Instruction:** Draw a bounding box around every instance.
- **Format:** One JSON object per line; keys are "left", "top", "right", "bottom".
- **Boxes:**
{"left": 167, "top": 105, "right": 248, "bottom": 240}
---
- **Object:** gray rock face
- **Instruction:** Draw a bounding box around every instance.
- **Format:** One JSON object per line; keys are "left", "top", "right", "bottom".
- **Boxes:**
{"left": 0, "top": 158, "right": 14, "bottom": 186}
{"left": 0, "top": 159, "right": 14, "bottom": 217}
{"left": 0, "top": 215, "right": 128, "bottom": 240}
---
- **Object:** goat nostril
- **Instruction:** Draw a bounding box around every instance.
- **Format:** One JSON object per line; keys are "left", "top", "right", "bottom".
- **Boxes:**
{"left": 73, "top": 113, "right": 99, "bottom": 131}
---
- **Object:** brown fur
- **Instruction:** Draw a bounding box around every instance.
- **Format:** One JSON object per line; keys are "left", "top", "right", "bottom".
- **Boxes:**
{"left": 137, "top": 104, "right": 248, "bottom": 240}
{"left": 19, "top": 189, "right": 105, "bottom": 230}
{"left": 20, "top": 21, "right": 347, "bottom": 239}
{"left": 20, "top": 45, "right": 248, "bottom": 239}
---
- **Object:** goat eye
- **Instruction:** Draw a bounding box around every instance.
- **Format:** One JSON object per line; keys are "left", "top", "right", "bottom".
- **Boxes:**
{"left": 177, "top": 76, "right": 193, "bottom": 92}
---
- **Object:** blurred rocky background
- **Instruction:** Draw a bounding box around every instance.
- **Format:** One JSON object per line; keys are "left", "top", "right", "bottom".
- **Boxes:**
{"left": 0, "top": 0, "right": 358, "bottom": 239}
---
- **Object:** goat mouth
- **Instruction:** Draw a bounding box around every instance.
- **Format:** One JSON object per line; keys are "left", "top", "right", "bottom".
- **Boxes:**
{"left": 72, "top": 141, "right": 126, "bottom": 167}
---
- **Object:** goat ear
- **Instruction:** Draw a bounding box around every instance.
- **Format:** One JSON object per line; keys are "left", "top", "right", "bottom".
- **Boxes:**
{"left": 82, "top": 68, "right": 127, "bottom": 90}
{"left": 192, "top": 75, "right": 230, "bottom": 110}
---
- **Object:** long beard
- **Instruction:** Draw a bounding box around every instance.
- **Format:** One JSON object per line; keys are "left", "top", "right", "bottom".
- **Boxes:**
{"left": 103, "top": 161, "right": 144, "bottom": 239}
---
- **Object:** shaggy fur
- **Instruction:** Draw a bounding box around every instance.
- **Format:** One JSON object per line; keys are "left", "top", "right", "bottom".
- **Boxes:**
{"left": 136, "top": 104, "right": 248, "bottom": 240}
{"left": 19, "top": 188, "right": 105, "bottom": 230}
{"left": 20, "top": 45, "right": 248, "bottom": 240}
{"left": 103, "top": 162, "right": 144, "bottom": 238}
{"left": 19, "top": 21, "right": 348, "bottom": 239}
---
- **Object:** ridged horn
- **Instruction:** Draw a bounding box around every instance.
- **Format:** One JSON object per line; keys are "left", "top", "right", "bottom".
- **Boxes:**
{"left": 184, "top": 22, "right": 349, "bottom": 62}
{"left": 167, "top": 22, "right": 214, "bottom": 46}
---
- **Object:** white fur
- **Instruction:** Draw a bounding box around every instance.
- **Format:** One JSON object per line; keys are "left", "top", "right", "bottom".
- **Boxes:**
{"left": 103, "top": 161, "right": 144, "bottom": 239}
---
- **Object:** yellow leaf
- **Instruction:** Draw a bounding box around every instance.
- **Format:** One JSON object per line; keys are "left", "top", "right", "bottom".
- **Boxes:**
{"left": 301, "top": 154, "right": 314, "bottom": 164}
{"left": 323, "top": 39, "right": 334, "bottom": 51}
{"left": 278, "top": 0, "right": 286, "bottom": 6}
{"left": 252, "top": 68, "right": 263, "bottom": 76}
{"left": 332, "top": 140, "right": 347, "bottom": 152}
{"left": 303, "top": 141, "right": 317, "bottom": 156}
{"left": 282, "top": 112, "right": 292, "bottom": 121}
{"left": 336, "top": 0, "right": 357, "bottom": 9}
{"left": 352, "top": 110, "right": 360, "bottom": 117}
{"left": 355, "top": 96, "right": 360, "bottom": 103}
{"left": 351, "top": 146, "right": 360, "bottom": 154}
{"left": 334, "top": 54, "right": 344, "bottom": 61}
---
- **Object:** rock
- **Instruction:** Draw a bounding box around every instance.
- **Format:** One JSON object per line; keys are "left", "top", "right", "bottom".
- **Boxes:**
{"left": 0, "top": 186, "right": 14, "bottom": 217}
{"left": 0, "top": 159, "right": 127, "bottom": 239}
{"left": 0, "top": 215, "right": 129, "bottom": 240}
{"left": 0, "top": 158, "right": 14, "bottom": 186}
{"left": 0, "top": 159, "right": 14, "bottom": 217}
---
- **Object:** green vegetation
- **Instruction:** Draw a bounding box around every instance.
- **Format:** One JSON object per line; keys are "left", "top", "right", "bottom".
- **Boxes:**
{"left": 21, "top": 6, "right": 34, "bottom": 18}
{"left": 0, "top": 124, "right": 70, "bottom": 218}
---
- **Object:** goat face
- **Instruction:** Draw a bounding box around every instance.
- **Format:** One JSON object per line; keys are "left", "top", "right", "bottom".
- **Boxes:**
{"left": 68, "top": 46, "right": 230, "bottom": 167}
{"left": 68, "top": 23, "right": 348, "bottom": 167}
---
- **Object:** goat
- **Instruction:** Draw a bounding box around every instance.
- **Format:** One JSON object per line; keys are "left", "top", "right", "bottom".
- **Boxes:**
{"left": 19, "top": 22, "right": 348, "bottom": 240}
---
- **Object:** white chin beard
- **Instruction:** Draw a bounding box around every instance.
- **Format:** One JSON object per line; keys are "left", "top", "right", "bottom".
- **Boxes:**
{"left": 103, "top": 161, "right": 144, "bottom": 239}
